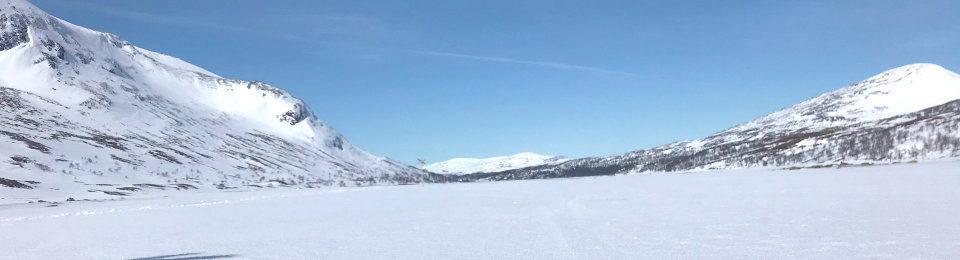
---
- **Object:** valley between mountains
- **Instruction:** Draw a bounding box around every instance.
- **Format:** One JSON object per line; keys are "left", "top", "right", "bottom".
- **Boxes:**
{"left": 1, "top": 0, "right": 958, "bottom": 202}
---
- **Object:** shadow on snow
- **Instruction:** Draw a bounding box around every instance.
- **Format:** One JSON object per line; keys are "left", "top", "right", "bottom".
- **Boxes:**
{"left": 128, "top": 253, "right": 237, "bottom": 260}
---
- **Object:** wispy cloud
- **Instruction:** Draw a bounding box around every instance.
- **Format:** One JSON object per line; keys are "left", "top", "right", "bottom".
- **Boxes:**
{"left": 265, "top": 14, "right": 386, "bottom": 39}
{"left": 412, "top": 50, "right": 635, "bottom": 76}
{"left": 119, "top": 11, "right": 274, "bottom": 35}
{"left": 51, "top": 2, "right": 382, "bottom": 42}
{"left": 50, "top": 1, "right": 304, "bottom": 40}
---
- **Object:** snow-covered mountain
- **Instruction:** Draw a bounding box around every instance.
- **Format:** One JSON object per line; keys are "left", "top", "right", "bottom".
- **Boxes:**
{"left": 424, "top": 152, "right": 568, "bottom": 174}
{"left": 0, "top": 0, "right": 435, "bottom": 195}
{"left": 724, "top": 63, "right": 960, "bottom": 137}
{"left": 467, "top": 63, "right": 960, "bottom": 180}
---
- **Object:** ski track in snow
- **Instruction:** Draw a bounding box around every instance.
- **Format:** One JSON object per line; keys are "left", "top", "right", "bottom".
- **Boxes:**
{"left": 0, "top": 187, "right": 376, "bottom": 224}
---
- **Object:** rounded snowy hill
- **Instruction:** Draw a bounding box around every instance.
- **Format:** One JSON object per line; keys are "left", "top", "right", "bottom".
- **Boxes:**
{"left": 0, "top": 0, "right": 428, "bottom": 196}
{"left": 425, "top": 152, "right": 569, "bottom": 174}
{"left": 728, "top": 63, "right": 960, "bottom": 132}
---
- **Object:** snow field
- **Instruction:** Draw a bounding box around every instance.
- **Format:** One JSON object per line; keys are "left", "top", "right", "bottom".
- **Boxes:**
{"left": 2, "top": 161, "right": 958, "bottom": 259}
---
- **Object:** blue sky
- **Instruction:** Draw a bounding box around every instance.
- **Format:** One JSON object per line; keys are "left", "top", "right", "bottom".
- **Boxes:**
{"left": 32, "top": 0, "right": 960, "bottom": 165}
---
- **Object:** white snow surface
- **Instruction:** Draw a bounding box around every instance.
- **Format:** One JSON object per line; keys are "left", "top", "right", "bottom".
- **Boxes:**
{"left": 425, "top": 152, "right": 569, "bottom": 174}
{"left": 2, "top": 161, "right": 959, "bottom": 259}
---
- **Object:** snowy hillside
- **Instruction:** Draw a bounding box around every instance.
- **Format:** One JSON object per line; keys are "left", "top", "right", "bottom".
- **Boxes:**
{"left": 0, "top": 0, "right": 434, "bottom": 197}
{"left": 424, "top": 152, "right": 568, "bottom": 174}
{"left": 723, "top": 63, "right": 960, "bottom": 138}
{"left": 468, "top": 63, "right": 960, "bottom": 180}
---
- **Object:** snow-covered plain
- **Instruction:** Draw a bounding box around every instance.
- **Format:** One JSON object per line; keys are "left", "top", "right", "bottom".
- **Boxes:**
{"left": 2, "top": 161, "right": 958, "bottom": 259}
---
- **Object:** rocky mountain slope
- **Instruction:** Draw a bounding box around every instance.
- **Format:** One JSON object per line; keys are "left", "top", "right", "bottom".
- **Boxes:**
{"left": 467, "top": 63, "right": 960, "bottom": 181}
{"left": 0, "top": 0, "right": 434, "bottom": 196}
{"left": 424, "top": 152, "right": 568, "bottom": 174}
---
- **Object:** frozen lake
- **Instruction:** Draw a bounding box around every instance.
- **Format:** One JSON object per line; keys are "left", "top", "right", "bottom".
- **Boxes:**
{"left": 2, "top": 161, "right": 959, "bottom": 259}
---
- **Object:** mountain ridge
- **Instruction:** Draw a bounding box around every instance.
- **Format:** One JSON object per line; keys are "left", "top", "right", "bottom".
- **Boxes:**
{"left": 464, "top": 63, "right": 960, "bottom": 180}
{"left": 0, "top": 0, "right": 436, "bottom": 198}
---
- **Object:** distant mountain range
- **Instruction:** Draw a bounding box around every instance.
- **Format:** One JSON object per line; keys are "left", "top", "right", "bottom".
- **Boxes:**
{"left": 464, "top": 63, "right": 960, "bottom": 181}
{"left": 424, "top": 152, "right": 568, "bottom": 174}
{"left": 0, "top": 0, "right": 437, "bottom": 194}
{"left": 2, "top": 0, "right": 959, "bottom": 195}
